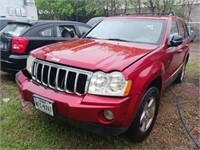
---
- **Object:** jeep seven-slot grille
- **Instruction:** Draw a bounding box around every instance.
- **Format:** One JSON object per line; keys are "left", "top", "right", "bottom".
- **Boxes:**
{"left": 31, "top": 60, "right": 93, "bottom": 95}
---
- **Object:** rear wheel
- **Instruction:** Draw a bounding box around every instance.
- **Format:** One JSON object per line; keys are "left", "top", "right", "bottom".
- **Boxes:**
{"left": 174, "top": 64, "right": 186, "bottom": 84}
{"left": 127, "top": 87, "right": 160, "bottom": 142}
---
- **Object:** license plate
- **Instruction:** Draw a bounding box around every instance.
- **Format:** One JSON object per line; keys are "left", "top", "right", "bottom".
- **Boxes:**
{"left": 33, "top": 95, "right": 55, "bottom": 116}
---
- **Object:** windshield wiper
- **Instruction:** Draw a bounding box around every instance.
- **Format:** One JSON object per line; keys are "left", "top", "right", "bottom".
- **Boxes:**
{"left": 85, "top": 36, "right": 100, "bottom": 39}
{"left": 85, "top": 37, "right": 130, "bottom": 42}
{"left": 104, "top": 38, "right": 130, "bottom": 42}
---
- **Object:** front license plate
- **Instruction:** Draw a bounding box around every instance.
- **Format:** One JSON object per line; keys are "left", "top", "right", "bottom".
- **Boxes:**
{"left": 33, "top": 95, "right": 55, "bottom": 116}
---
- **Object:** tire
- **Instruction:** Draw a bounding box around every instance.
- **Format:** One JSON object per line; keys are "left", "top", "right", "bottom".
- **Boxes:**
{"left": 127, "top": 87, "right": 160, "bottom": 142}
{"left": 174, "top": 64, "right": 186, "bottom": 84}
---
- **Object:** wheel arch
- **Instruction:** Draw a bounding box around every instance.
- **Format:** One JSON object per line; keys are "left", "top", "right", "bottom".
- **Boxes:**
{"left": 129, "top": 61, "right": 164, "bottom": 96}
{"left": 147, "top": 76, "right": 162, "bottom": 95}
{"left": 124, "top": 63, "right": 164, "bottom": 128}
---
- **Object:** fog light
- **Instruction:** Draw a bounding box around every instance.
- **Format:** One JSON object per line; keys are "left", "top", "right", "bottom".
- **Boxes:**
{"left": 103, "top": 110, "right": 114, "bottom": 120}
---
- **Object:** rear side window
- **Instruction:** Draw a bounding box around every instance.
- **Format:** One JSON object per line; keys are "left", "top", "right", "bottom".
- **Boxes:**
{"left": 178, "top": 21, "right": 186, "bottom": 39}
{"left": 184, "top": 22, "right": 189, "bottom": 38}
{"left": 39, "top": 27, "right": 53, "bottom": 37}
{"left": 1, "top": 23, "right": 30, "bottom": 36}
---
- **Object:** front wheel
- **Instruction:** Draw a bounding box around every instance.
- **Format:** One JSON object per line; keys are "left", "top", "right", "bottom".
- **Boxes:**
{"left": 127, "top": 87, "right": 160, "bottom": 142}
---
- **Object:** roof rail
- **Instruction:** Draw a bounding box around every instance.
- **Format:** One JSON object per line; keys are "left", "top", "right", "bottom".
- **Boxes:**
{"left": 120, "top": 11, "right": 183, "bottom": 17}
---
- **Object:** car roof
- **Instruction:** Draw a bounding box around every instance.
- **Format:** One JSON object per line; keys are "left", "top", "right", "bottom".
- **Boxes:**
{"left": 35, "top": 20, "right": 90, "bottom": 26}
{"left": 6, "top": 19, "right": 91, "bottom": 28}
{"left": 0, "top": 17, "right": 37, "bottom": 30}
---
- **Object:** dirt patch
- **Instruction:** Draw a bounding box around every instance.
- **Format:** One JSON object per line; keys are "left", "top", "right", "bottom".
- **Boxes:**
{"left": 158, "top": 83, "right": 200, "bottom": 149}
{"left": 191, "top": 78, "right": 200, "bottom": 87}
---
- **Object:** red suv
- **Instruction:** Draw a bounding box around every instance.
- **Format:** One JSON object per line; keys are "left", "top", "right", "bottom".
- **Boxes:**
{"left": 16, "top": 15, "right": 189, "bottom": 142}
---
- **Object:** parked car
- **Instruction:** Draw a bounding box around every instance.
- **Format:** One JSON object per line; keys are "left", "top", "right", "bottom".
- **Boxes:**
{"left": 0, "top": 18, "right": 14, "bottom": 31}
{"left": 187, "top": 25, "right": 197, "bottom": 42}
{"left": 16, "top": 15, "right": 189, "bottom": 142}
{"left": 0, "top": 18, "right": 36, "bottom": 31}
{"left": 0, "top": 20, "right": 91, "bottom": 73}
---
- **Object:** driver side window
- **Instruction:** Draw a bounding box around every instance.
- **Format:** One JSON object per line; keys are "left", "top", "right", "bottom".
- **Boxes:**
{"left": 168, "top": 20, "right": 178, "bottom": 44}
{"left": 170, "top": 21, "right": 178, "bottom": 35}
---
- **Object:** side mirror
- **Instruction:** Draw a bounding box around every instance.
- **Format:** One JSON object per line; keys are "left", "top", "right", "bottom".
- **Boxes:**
{"left": 169, "top": 35, "right": 183, "bottom": 47}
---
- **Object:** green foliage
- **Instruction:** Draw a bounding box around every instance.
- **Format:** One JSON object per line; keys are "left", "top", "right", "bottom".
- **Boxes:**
{"left": 35, "top": 0, "right": 106, "bottom": 22}
{"left": 35, "top": 0, "right": 193, "bottom": 21}
{"left": 35, "top": 0, "right": 74, "bottom": 20}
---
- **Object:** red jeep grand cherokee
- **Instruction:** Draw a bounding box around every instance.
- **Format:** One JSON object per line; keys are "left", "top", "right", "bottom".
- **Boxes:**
{"left": 16, "top": 15, "right": 189, "bottom": 142}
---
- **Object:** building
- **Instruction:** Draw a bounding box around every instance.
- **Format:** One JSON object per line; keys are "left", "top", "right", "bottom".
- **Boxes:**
{"left": 0, "top": 0, "right": 38, "bottom": 20}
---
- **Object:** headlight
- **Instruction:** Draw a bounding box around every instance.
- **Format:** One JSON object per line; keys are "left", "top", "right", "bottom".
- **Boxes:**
{"left": 88, "top": 71, "right": 132, "bottom": 97}
{"left": 26, "top": 55, "right": 35, "bottom": 74}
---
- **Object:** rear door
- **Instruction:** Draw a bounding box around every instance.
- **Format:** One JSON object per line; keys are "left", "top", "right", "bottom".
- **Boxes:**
{"left": 176, "top": 20, "right": 189, "bottom": 66}
{"left": 23, "top": 24, "right": 55, "bottom": 54}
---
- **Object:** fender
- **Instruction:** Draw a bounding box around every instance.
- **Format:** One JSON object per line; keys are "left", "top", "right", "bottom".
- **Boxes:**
{"left": 130, "top": 61, "right": 164, "bottom": 96}
{"left": 121, "top": 61, "right": 165, "bottom": 127}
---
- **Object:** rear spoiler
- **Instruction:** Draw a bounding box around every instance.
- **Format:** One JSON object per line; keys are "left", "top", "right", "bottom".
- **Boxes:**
{"left": 7, "top": 20, "right": 36, "bottom": 26}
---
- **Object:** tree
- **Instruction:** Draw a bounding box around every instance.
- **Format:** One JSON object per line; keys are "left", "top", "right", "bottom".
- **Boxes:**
{"left": 35, "top": 0, "right": 107, "bottom": 21}
{"left": 179, "top": 0, "right": 197, "bottom": 21}
{"left": 35, "top": 0, "right": 74, "bottom": 20}
{"left": 130, "top": 0, "right": 142, "bottom": 14}
{"left": 35, "top": 0, "right": 196, "bottom": 22}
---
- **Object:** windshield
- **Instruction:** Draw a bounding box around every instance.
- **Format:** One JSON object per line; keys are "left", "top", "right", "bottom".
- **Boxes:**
{"left": 2, "top": 23, "right": 30, "bottom": 37}
{"left": 86, "top": 18, "right": 166, "bottom": 44}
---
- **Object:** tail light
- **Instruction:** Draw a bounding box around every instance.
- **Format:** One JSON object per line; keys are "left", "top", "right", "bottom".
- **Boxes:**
{"left": 12, "top": 37, "right": 29, "bottom": 54}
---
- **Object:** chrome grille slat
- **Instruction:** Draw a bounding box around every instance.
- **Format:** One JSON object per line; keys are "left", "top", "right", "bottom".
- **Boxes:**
{"left": 47, "top": 66, "right": 51, "bottom": 87}
{"left": 74, "top": 73, "right": 79, "bottom": 94}
{"left": 41, "top": 64, "right": 44, "bottom": 85}
{"left": 85, "top": 75, "right": 91, "bottom": 94}
{"left": 64, "top": 71, "right": 68, "bottom": 92}
{"left": 34, "top": 62, "right": 39, "bottom": 81}
{"left": 31, "top": 59, "right": 92, "bottom": 96}
{"left": 55, "top": 68, "right": 60, "bottom": 90}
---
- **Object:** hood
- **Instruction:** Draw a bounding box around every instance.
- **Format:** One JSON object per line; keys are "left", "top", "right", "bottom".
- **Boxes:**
{"left": 32, "top": 39, "right": 159, "bottom": 72}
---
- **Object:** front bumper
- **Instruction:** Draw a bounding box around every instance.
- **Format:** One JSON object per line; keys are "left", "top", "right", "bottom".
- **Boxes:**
{"left": 16, "top": 70, "right": 141, "bottom": 136}
{"left": 1, "top": 54, "right": 28, "bottom": 73}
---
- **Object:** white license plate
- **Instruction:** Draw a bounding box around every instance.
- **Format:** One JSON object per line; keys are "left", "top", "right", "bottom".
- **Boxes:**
{"left": 33, "top": 95, "right": 55, "bottom": 116}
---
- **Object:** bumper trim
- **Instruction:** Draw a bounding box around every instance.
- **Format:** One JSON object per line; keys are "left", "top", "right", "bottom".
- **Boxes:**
{"left": 1, "top": 54, "right": 28, "bottom": 73}
{"left": 9, "top": 54, "right": 28, "bottom": 60}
